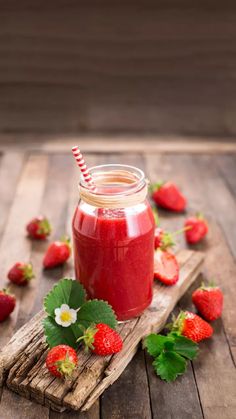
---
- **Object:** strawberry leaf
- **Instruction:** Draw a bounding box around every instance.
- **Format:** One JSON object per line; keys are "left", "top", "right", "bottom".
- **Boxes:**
{"left": 144, "top": 334, "right": 174, "bottom": 358}
{"left": 153, "top": 351, "right": 187, "bottom": 382}
{"left": 170, "top": 332, "right": 198, "bottom": 360}
{"left": 43, "top": 317, "right": 80, "bottom": 349}
{"left": 77, "top": 300, "right": 117, "bottom": 331}
{"left": 44, "top": 278, "right": 86, "bottom": 317}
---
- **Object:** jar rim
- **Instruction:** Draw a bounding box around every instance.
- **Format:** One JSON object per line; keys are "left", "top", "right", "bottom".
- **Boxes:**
{"left": 80, "top": 164, "right": 146, "bottom": 196}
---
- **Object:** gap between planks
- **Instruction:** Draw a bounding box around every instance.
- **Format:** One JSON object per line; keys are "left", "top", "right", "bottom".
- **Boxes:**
{"left": 0, "top": 250, "right": 204, "bottom": 413}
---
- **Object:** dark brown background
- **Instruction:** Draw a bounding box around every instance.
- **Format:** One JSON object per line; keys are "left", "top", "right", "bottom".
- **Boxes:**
{"left": 1, "top": 0, "right": 236, "bottom": 136}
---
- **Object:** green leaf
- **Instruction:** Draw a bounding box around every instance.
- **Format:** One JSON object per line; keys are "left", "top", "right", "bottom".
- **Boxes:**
{"left": 144, "top": 334, "right": 174, "bottom": 358}
{"left": 164, "top": 341, "right": 175, "bottom": 351}
{"left": 153, "top": 351, "right": 187, "bottom": 382}
{"left": 171, "top": 334, "right": 198, "bottom": 360}
{"left": 77, "top": 300, "right": 117, "bottom": 331}
{"left": 44, "top": 278, "right": 86, "bottom": 317}
{"left": 43, "top": 317, "right": 79, "bottom": 349}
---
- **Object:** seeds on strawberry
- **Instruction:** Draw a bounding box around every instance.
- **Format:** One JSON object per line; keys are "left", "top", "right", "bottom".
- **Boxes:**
{"left": 78, "top": 323, "right": 123, "bottom": 356}
{"left": 185, "top": 213, "right": 208, "bottom": 244}
{"left": 151, "top": 181, "right": 187, "bottom": 212}
{"left": 173, "top": 311, "right": 213, "bottom": 343}
{"left": 43, "top": 237, "right": 71, "bottom": 269}
{"left": 0, "top": 289, "right": 16, "bottom": 322}
{"left": 26, "top": 216, "right": 52, "bottom": 240}
{"left": 46, "top": 345, "right": 78, "bottom": 378}
{"left": 192, "top": 283, "right": 223, "bottom": 321}
{"left": 154, "top": 249, "right": 179, "bottom": 285}
{"left": 7, "top": 262, "right": 34, "bottom": 286}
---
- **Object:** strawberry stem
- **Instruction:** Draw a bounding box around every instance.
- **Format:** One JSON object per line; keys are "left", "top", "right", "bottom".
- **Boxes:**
{"left": 172, "top": 226, "right": 192, "bottom": 236}
{"left": 55, "top": 353, "right": 76, "bottom": 378}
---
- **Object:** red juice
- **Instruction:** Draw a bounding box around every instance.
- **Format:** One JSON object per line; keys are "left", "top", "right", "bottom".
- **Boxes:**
{"left": 72, "top": 201, "right": 155, "bottom": 321}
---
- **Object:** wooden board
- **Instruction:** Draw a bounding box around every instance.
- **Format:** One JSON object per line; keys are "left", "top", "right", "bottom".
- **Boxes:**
{"left": 1, "top": 2, "right": 236, "bottom": 135}
{"left": 0, "top": 249, "right": 204, "bottom": 413}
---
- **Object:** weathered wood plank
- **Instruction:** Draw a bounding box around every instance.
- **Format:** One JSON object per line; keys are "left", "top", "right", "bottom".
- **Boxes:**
{"left": 166, "top": 153, "right": 236, "bottom": 359}
{"left": 144, "top": 153, "right": 203, "bottom": 418}
{"left": 50, "top": 401, "right": 99, "bottom": 419}
{"left": 216, "top": 154, "right": 236, "bottom": 198}
{"left": 80, "top": 251, "right": 203, "bottom": 411}
{"left": 0, "top": 387, "right": 49, "bottom": 419}
{"left": 0, "top": 151, "right": 25, "bottom": 239}
{"left": 159, "top": 153, "right": 236, "bottom": 419}
{"left": 146, "top": 356, "right": 203, "bottom": 419}
{"left": 0, "top": 154, "right": 48, "bottom": 347}
{"left": 0, "top": 250, "right": 203, "bottom": 412}
{"left": 191, "top": 155, "right": 236, "bottom": 259}
{"left": 101, "top": 350, "right": 152, "bottom": 419}
{"left": 0, "top": 154, "right": 50, "bottom": 417}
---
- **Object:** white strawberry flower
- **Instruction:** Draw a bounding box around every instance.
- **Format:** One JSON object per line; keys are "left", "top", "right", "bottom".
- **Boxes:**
{"left": 54, "top": 304, "right": 77, "bottom": 327}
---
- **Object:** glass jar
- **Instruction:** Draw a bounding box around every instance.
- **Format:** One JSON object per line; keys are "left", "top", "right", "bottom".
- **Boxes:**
{"left": 72, "top": 164, "right": 155, "bottom": 321}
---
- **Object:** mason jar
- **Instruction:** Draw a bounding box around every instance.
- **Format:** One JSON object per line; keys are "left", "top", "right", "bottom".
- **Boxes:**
{"left": 72, "top": 164, "right": 155, "bottom": 321}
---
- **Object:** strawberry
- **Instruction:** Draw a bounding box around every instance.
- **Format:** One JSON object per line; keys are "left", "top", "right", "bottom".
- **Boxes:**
{"left": 0, "top": 289, "right": 16, "bottom": 322}
{"left": 185, "top": 213, "right": 208, "bottom": 244}
{"left": 154, "top": 228, "right": 172, "bottom": 250}
{"left": 192, "top": 283, "right": 223, "bottom": 321}
{"left": 173, "top": 311, "right": 213, "bottom": 343}
{"left": 154, "top": 249, "right": 179, "bottom": 285}
{"left": 151, "top": 182, "right": 187, "bottom": 212}
{"left": 8, "top": 262, "right": 34, "bottom": 286}
{"left": 154, "top": 226, "right": 188, "bottom": 250}
{"left": 43, "top": 237, "right": 71, "bottom": 269}
{"left": 46, "top": 345, "right": 78, "bottom": 378}
{"left": 78, "top": 323, "right": 123, "bottom": 356}
{"left": 26, "top": 216, "right": 51, "bottom": 240}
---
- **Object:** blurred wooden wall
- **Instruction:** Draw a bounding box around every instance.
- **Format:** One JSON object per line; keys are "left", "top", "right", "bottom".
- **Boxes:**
{"left": 1, "top": 0, "right": 236, "bottom": 135}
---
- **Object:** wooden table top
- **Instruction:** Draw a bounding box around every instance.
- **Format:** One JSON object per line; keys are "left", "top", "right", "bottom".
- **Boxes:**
{"left": 0, "top": 138, "right": 235, "bottom": 419}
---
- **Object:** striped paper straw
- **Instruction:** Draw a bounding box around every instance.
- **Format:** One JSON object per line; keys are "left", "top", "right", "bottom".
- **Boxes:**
{"left": 72, "top": 146, "right": 96, "bottom": 191}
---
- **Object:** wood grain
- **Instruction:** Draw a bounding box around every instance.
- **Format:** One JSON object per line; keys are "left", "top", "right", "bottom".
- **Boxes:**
{"left": 144, "top": 153, "right": 204, "bottom": 418}
{"left": 216, "top": 154, "right": 236, "bottom": 198}
{"left": 0, "top": 154, "right": 48, "bottom": 346}
{"left": 0, "top": 147, "right": 235, "bottom": 418}
{"left": 160, "top": 153, "right": 236, "bottom": 419}
{"left": 0, "top": 154, "right": 49, "bottom": 417}
{"left": 1, "top": 3, "right": 236, "bottom": 134}
{"left": 0, "top": 250, "right": 204, "bottom": 413}
{"left": 101, "top": 350, "right": 152, "bottom": 419}
{"left": 0, "top": 387, "right": 49, "bottom": 419}
{"left": 0, "top": 151, "right": 24, "bottom": 238}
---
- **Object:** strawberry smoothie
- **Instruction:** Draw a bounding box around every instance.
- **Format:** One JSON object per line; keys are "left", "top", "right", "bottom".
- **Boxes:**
{"left": 72, "top": 164, "right": 155, "bottom": 321}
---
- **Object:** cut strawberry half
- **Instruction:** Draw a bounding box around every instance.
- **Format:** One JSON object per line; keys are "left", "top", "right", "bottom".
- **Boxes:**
{"left": 154, "top": 249, "right": 179, "bottom": 285}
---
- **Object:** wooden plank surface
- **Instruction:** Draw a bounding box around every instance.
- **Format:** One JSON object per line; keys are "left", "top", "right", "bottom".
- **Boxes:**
{"left": 0, "top": 250, "right": 203, "bottom": 414}
{"left": 145, "top": 153, "right": 204, "bottom": 419}
{"left": 157, "top": 153, "right": 236, "bottom": 418}
{"left": 0, "top": 153, "right": 50, "bottom": 418}
{"left": 1, "top": 2, "right": 236, "bottom": 135}
{"left": 0, "top": 146, "right": 235, "bottom": 419}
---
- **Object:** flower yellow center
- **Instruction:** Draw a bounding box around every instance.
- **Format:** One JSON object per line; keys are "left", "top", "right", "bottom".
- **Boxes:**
{"left": 60, "top": 311, "right": 72, "bottom": 322}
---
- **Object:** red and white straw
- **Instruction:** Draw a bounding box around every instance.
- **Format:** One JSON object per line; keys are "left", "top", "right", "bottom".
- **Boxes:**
{"left": 72, "top": 146, "right": 96, "bottom": 191}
